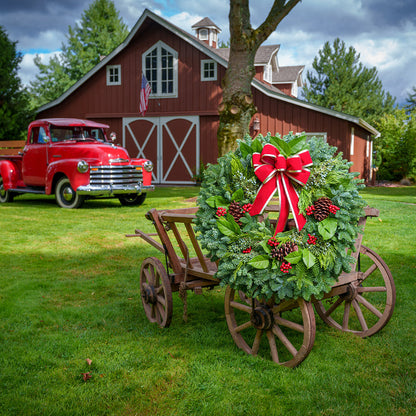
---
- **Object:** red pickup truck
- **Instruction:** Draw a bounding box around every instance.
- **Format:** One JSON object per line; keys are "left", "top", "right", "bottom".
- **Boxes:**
{"left": 0, "top": 118, "right": 154, "bottom": 208}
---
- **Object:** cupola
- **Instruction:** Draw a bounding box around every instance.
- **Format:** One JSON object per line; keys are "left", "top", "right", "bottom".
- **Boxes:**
{"left": 192, "top": 17, "right": 221, "bottom": 48}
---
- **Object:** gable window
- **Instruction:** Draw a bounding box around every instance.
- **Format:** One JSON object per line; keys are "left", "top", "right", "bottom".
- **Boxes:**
{"left": 201, "top": 59, "right": 217, "bottom": 81}
{"left": 143, "top": 41, "right": 178, "bottom": 97}
{"left": 263, "top": 64, "right": 272, "bottom": 83}
{"left": 107, "top": 65, "right": 121, "bottom": 85}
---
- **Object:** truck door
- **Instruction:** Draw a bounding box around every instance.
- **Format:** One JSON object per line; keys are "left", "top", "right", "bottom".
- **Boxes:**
{"left": 22, "top": 127, "right": 49, "bottom": 187}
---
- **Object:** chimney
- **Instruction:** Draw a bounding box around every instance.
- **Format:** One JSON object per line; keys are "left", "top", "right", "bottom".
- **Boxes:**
{"left": 192, "top": 18, "right": 221, "bottom": 48}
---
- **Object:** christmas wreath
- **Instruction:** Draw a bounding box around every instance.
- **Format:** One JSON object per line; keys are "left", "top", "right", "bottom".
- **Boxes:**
{"left": 194, "top": 133, "right": 366, "bottom": 301}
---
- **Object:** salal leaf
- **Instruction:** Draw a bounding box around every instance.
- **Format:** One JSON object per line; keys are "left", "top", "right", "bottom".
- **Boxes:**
{"left": 302, "top": 250, "right": 316, "bottom": 269}
{"left": 248, "top": 255, "right": 270, "bottom": 269}
{"left": 318, "top": 217, "right": 338, "bottom": 240}
{"left": 231, "top": 188, "right": 244, "bottom": 201}
{"left": 284, "top": 249, "right": 303, "bottom": 264}
{"left": 216, "top": 214, "right": 241, "bottom": 236}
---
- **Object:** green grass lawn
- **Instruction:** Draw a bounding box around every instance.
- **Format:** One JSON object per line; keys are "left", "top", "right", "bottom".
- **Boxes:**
{"left": 1, "top": 186, "right": 415, "bottom": 415}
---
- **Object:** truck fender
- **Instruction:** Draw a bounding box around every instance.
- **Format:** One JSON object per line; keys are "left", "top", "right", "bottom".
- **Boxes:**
{"left": 0, "top": 160, "right": 18, "bottom": 190}
{"left": 45, "top": 159, "right": 90, "bottom": 195}
{"left": 131, "top": 158, "right": 152, "bottom": 186}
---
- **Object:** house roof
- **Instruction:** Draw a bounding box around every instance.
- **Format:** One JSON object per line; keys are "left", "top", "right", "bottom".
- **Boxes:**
{"left": 273, "top": 65, "right": 304, "bottom": 84}
{"left": 37, "top": 8, "right": 379, "bottom": 137}
{"left": 212, "top": 44, "right": 280, "bottom": 65}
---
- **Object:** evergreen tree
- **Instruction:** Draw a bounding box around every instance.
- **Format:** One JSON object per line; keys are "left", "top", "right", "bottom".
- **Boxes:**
{"left": 0, "top": 26, "right": 33, "bottom": 140}
{"left": 405, "top": 86, "right": 416, "bottom": 111}
{"left": 29, "top": 0, "right": 129, "bottom": 108}
{"left": 302, "top": 38, "right": 395, "bottom": 125}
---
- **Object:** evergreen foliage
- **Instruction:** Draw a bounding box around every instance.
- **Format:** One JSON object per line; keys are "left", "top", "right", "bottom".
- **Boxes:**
{"left": 0, "top": 26, "right": 33, "bottom": 139}
{"left": 302, "top": 38, "right": 395, "bottom": 125}
{"left": 29, "top": 0, "right": 129, "bottom": 109}
{"left": 195, "top": 133, "right": 365, "bottom": 301}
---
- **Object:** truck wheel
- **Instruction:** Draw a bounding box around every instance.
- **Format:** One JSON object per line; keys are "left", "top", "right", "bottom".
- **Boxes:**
{"left": 55, "top": 177, "right": 84, "bottom": 209}
{"left": 118, "top": 193, "right": 147, "bottom": 206}
{"left": 0, "top": 177, "right": 14, "bottom": 203}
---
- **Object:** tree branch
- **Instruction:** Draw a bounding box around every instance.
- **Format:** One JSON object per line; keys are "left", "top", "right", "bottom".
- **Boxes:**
{"left": 255, "top": 0, "right": 302, "bottom": 47}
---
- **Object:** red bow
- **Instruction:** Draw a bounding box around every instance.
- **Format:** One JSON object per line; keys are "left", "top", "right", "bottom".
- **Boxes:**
{"left": 249, "top": 143, "right": 312, "bottom": 235}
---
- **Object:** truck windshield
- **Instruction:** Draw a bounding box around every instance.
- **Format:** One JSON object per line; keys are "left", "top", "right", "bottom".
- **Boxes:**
{"left": 50, "top": 126, "right": 107, "bottom": 142}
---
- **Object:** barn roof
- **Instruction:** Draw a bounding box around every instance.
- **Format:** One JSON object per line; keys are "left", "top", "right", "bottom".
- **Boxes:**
{"left": 213, "top": 44, "right": 280, "bottom": 65}
{"left": 37, "top": 8, "right": 380, "bottom": 137}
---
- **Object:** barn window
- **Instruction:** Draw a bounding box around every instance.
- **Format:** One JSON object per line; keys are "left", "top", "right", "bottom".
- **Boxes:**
{"left": 297, "top": 132, "right": 327, "bottom": 142}
{"left": 106, "top": 65, "right": 121, "bottom": 85}
{"left": 143, "top": 41, "right": 178, "bottom": 97}
{"left": 199, "top": 29, "right": 208, "bottom": 40}
{"left": 350, "top": 127, "right": 355, "bottom": 155}
{"left": 201, "top": 60, "right": 217, "bottom": 81}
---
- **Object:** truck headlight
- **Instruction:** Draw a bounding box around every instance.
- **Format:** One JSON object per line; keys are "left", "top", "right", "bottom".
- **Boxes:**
{"left": 77, "top": 160, "right": 89, "bottom": 173}
{"left": 143, "top": 160, "right": 153, "bottom": 172}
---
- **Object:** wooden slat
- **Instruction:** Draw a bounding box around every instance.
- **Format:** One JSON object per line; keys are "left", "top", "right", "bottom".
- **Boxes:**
{"left": 185, "top": 222, "right": 208, "bottom": 273}
{"left": 0, "top": 140, "right": 25, "bottom": 148}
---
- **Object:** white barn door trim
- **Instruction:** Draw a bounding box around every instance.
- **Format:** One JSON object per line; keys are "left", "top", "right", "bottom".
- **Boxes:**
{"left": 123, "top": 116, "right": 199, "bottom": 185}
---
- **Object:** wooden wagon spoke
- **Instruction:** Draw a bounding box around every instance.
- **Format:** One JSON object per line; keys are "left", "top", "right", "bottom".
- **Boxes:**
{"left": 156, "top": 294, "right": 167, "bottom": 307}
{"left": 342, "top": 301, "right": 351, "bottom": 330}
{"left": 251, "top": 330, "right": 262, "bottom": 355}
{"left": 324, "top": 297, "right": 344, "bottom": 317}
{"left": 230, "top": 300, "right": 252, "bottom": 314}
{"left": 266, "top": 330, "right": 279, "bottom": 363}
{"left": 234, "top": 320, "right": 253, "bottom": 333}
{"left": 361, "top": 263, "right": 377, "bottom": 280}
{"left": 156, "top": 302, "right": 165, "bottom": 321}
{"left": 356, "top": 294, "right": 383, "bottom": 318}
{"left": 272, "top": 324, "right": 298, "bottom": 358}
{"left": 274, "top": 315, "right": 304, "bottom": 333}
{"left": 352, "top": 299, "right": 368, "bottom": 331}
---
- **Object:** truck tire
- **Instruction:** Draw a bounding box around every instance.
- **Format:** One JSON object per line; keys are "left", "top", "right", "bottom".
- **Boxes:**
{"left": 0, "top": 177, "right": 14, "bottom": 203}
{"left": 118, "top": 193, "right": 147, "bottom": 206}
{"left": 55, "top": 177, "right": 84, "bottom": 209}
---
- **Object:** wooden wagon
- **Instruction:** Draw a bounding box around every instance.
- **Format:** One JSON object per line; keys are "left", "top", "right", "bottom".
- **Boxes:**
{"left": 129, "top": 206, "right": 395, "bottom": 367}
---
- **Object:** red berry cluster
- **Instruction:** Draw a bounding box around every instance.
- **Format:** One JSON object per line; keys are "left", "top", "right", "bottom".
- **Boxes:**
{"left": 280, "top": 262, "right": 292, "bottom": 273}
{"left": 267, "top": 237, "right": 279, "bottom": 247}
{"left": 329, "top": 204, "right": 340, "bottom": 214}
{"left": 242, "top": 246, "right": 252, "bottom": 254}
{"left": 307, "top": 233, "right": 317, "bottom": 245}
{"left": 216, "top": 207, "right": 227, "bottom": 216}
{"left": 306, "top": 205, "right": 315, "bottom": 216}
{"left": 242, "top": 203, "right": 253, "bottom": 213}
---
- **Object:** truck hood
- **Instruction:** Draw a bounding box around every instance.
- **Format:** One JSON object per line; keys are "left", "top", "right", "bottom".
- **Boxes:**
{"left": 49, "top": 142, "right": 132, "bottom": 164}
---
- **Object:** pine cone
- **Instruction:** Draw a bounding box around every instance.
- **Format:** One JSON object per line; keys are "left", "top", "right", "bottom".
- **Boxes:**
{"left": 271, "top": 241, "right": 295, "bottom": 261}
{"left": 229, "top": 201, "right": 243, "bottom": 226}
{"left": 313, "top": 197, "right": 332, "bottom": 221}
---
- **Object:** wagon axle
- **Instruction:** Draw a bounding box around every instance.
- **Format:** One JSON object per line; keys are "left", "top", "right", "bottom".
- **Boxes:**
{"left": 250, "top": 305, "right": 275, "bottom": 330}
{"left": 141, "top": 283, "right": 157, "bottom": 305}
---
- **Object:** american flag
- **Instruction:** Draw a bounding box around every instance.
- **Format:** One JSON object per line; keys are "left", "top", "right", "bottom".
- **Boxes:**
{"left": 139, "top": 74, "right": 152, "bottom": 115}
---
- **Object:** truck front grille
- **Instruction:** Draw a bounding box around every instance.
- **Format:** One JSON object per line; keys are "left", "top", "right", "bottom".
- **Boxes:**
{"left": 89, "top": 165, "right": 142, "bottom": 186}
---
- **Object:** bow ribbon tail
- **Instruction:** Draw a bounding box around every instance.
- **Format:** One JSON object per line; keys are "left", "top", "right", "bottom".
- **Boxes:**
{"left": 249, "top": 176, "right": 277, "bottom": 216}
{"left": 279, "top": 173, "right": 306, "bottom": 233}
{"left": 274, "top": 173, "right": 289, "bottom": 235}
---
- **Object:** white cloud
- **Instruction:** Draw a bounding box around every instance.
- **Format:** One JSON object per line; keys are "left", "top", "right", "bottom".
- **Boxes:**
{"left": 20, "top": 51, "right": 62, "bottom": 87}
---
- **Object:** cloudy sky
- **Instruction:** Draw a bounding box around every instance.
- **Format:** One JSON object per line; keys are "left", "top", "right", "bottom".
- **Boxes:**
{"left": 1, "top": 0, "right": 415, "bottom": 106}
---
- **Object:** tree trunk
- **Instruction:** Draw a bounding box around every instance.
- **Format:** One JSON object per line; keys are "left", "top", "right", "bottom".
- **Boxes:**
{"left": 217, "top": 0, "right": 301, "bottom": 156}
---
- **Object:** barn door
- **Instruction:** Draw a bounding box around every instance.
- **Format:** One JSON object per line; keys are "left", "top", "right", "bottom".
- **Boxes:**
{"left": 123, "top": 116, "right": 199, "bottom": 184}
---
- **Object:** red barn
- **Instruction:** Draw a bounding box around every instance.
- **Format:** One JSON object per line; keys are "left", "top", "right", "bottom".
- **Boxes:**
{"left": 37, "top": 9, "right": 379, "bottom": 185}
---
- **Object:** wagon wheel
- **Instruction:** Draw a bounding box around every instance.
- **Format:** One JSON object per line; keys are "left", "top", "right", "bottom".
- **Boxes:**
{"left": 140, "top": 257, "right": 173, "bottom": 328}
{"left": 224, "top": 287, "right": 316, "bottom": 368}
{"left": 315, "top": 245, "right": 395, "bottom": 337}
